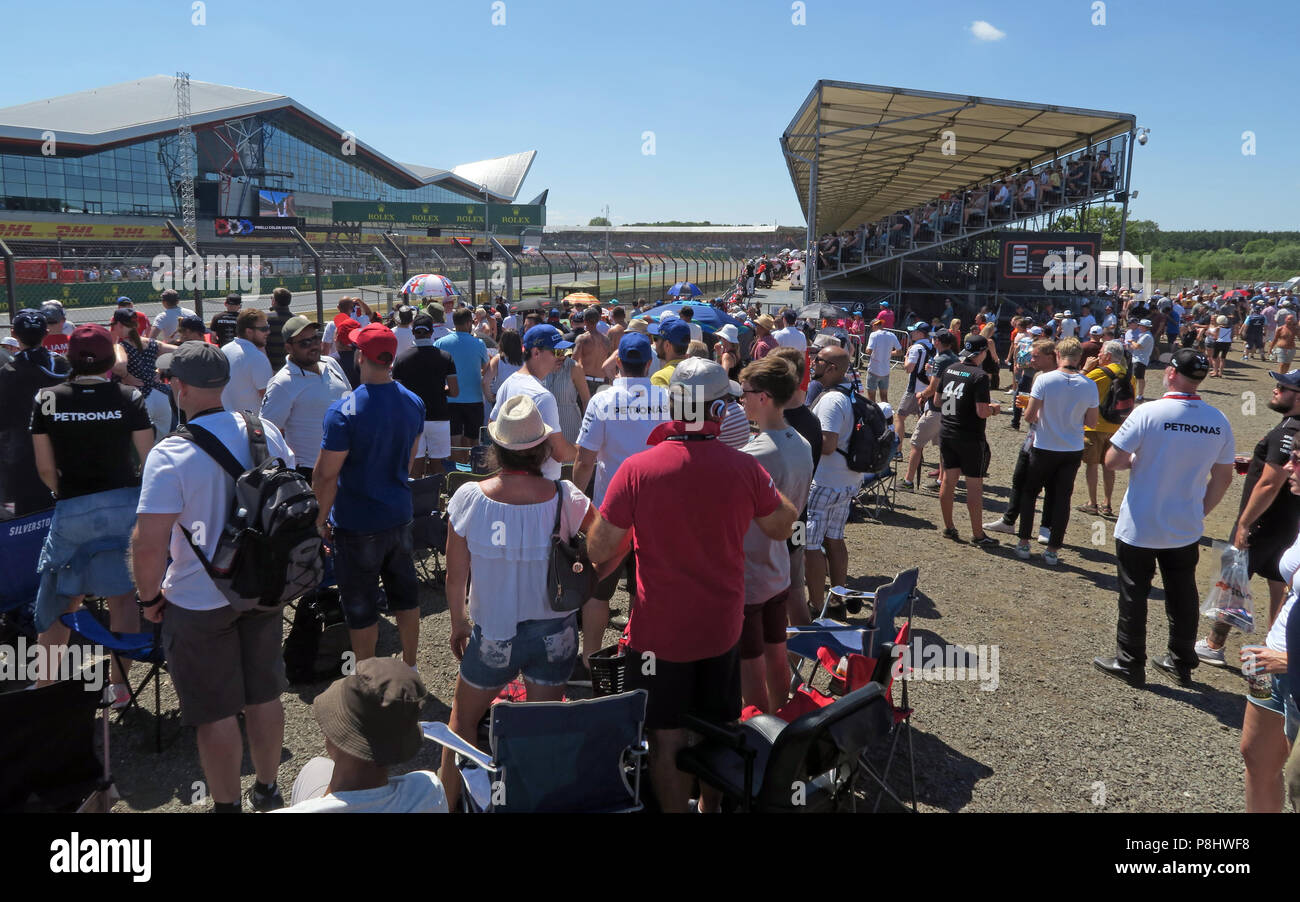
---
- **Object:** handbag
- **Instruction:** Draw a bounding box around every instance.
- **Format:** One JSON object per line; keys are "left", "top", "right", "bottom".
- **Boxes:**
{"left": 547, "top": 480, "right": 597, "bottom": 612}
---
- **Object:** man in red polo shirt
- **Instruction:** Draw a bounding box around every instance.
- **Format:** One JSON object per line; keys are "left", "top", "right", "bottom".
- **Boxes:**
{"left": 588, "top": 357, "right": 799, "bottom": 813}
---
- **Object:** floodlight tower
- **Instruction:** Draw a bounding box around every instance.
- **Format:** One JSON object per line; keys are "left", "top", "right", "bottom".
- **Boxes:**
{"left": 175, "top": 72, "right": 197, "bottom": 249}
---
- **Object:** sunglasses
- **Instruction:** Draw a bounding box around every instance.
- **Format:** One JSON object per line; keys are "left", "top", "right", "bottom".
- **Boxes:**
{"left": 292, "top": 335, "right": 321, "bottom": 346}
{"left": 251, "top": 325, "right": 271, "bottom": 332}
{"left": 741, "top": 387, "right": 768, "bottom": 397}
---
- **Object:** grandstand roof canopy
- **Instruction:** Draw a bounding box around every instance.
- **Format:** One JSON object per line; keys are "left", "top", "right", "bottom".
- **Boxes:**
{"left": 783, "top": 80, "right": 1135, "bottom": 235}
{"left": 0, "top": 76, "right": 532, "bottom": 202}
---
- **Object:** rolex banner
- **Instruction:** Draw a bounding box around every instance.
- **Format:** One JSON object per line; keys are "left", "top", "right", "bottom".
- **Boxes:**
{"left": 331, "top": 202, "right": 544, "bottom": 233}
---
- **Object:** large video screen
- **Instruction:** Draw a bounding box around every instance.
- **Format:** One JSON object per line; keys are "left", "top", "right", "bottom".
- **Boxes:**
{"left": 994, "top": 231, "right": 1102, "bottom": 290}
{"left": 258, "top": 189, "right": 296, "bottom": 218}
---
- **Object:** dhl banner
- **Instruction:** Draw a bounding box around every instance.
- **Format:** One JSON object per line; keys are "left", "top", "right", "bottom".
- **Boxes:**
{"left": 0, "top": 221, "right": 174, "bottom": 242}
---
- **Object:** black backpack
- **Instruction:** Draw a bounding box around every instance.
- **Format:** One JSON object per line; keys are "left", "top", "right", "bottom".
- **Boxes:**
{"left": 283, "top": 587, "right": 351, "bottom": 684}
{"left": 1098, "top": 359, "right": 1136, "bottom": 425}
{"left": 833, "top": 386, "right": 893, "bottom": 473}
{"left": 177, "top": 413, "right": 324, "bottom": 611}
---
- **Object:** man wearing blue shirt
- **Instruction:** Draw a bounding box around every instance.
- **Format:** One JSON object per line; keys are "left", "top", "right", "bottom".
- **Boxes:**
{"left": 314, "top": 324, "right": 426, "bottom": 670}
{"left": 435, "top": 307, "right": 491, "bottom": 463}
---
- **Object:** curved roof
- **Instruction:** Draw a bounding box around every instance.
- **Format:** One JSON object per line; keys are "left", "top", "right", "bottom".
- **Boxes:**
{"left": 783, "top": 80, "right": 1135, "bottom": 234}
{"left": 0, "top": 75, "right": 532, "bottom": 202}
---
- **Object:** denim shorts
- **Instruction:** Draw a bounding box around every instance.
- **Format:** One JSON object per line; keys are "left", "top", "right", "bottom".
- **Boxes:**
{"left": 1247, "top": 673, "right": 1300, "bottom": 742}
{"left": 459, "top": 614, "right": 578, "bottom": 691}
{"left": 34, "top": 485, "right": 139, "bottom": 633}
{"left": 332, "top": 521, "right": 419, "bottom": 630}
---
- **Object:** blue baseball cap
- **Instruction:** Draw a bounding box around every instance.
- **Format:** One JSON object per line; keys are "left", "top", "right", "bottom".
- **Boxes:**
{"left": 1271, "top": 369, "right": 1300, "bottom": 390}
{"left": 649, "top": 319, "right": 691, "bottom": 346}
{"left": 522, "top": 324, "right": 573, "bottom": 351}
{"left": 880, "top": 301, "right": 890, "bottom": 308}
{"left": 908, "top": 321, "right": 931, "bottom": 333}
{"left": 618, "top": 332, "right": 652, "bottom": 365}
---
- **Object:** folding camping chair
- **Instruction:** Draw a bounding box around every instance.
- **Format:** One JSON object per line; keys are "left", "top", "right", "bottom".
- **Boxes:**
{"left": 813, "top": 568, "right": 918, "bottom": 654}
{"left": 0, "top": 677, "right": 113, "bottom": 812}
{"left": 61, "top": 609, "right": 170, "bottom": 752}
{"left": 421, "top": 689, "right": 649, "bottom": 813}
{"left": 409, "top": 473, "right": 447, "bottom": 585}
{"left": 783, "top": 619, "right": 917, "bottom": 812}
{"left": 855, "top": 430, "right": 900, "bottom": 520}
{"left": 677, "top": 682, "right": 892, "bottom": 813}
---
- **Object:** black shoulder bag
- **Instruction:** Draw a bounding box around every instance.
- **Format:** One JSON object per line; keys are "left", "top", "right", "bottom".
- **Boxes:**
{"left": 547, "top": 480, "right": 597, "bottom": 612}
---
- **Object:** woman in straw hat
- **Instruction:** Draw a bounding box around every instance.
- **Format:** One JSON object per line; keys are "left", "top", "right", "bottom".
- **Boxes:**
{"left": 441, "top": 394, "right": 616, "bottom": 809}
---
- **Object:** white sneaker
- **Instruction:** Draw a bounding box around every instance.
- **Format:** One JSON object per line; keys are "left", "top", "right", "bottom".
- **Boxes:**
{"left": 1037, "top": 527, "right": 1050, "bottom": 545}
{"left": 1195, "top": 638, "right": 1226, "bottom": 666}
{"left": 984, "top": 518, "right": 1016, "bottom": 535}
{"left": 1015, "top": 542, "right": 1031, "bottom": 560}
{"left": 1042, "top": 549, "right": 1060, "bottom": 566}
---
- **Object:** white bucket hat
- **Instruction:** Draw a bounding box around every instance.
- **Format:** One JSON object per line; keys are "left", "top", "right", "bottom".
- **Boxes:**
{"left": 487, "top": 395, "right": 554, "bottom": 450}
{"left": 715, "top": 324, "right": 739, "bottom": 344}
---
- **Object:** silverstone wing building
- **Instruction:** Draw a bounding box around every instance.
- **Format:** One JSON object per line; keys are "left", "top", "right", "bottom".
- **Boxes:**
{"left": 0, "top": 75, "right": 536, "bottom": 229}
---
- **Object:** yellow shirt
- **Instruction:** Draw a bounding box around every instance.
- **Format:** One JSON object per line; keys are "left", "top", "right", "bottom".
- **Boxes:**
{"left": 1085, "top": 362, "right": 1130, "bottom": 435}
{"left": 651, "top": 359, "right": 680, "bottom": 387}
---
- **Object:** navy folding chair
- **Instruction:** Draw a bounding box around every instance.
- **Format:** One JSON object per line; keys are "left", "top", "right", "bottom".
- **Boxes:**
{"left": 422, "top": 689, "right": 649, "bottom": 813}
{"left": 60, "top": 609, "right": 169, "bottom": 752}
{"left": 0, "top": 508, "right": 52, "bottom": 637}
{"left": 0, "top": 676, "right": 109, "bottom": 811}
{"left": 409, "top": 473, "right": 447, "bottom": 584}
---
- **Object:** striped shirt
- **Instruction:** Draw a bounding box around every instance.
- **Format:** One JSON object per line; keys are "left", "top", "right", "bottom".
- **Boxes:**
{"left": 720, "top": 401, "right": 751, "bottom": 449}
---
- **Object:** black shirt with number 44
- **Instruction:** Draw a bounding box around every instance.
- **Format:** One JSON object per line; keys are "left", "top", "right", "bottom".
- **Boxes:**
{"left": 937, "top": 362, "right": 991, "bottom": 440}
{"left": 29, "top": 380, "right": 152, "bottom": 500}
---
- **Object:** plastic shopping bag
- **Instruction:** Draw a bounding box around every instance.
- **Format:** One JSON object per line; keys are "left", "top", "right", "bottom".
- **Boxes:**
{"left": 1200, "top": 541, "right": 1255, "bottom": 633}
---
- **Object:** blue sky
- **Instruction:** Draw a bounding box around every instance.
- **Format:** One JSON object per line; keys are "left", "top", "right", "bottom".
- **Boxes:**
{"left": 2, "top": 0, "right": 1295, "bottom": 230}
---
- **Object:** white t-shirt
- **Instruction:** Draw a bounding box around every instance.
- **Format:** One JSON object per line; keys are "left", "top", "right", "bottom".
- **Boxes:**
{"left": 575, "top": 377, "right": 670, "bottom": 505}
{"left": 1029, "top": 369, "right": 1098, "bottom": 452}
{"left": 865, "top": 329, "right": 902, "bottom": 377}
{"left": 489, "top": 370, "right": 563, "bottom": 480}
{"left": 502, "top": 314, "right": 519, "bottom": 333}
{"left": 221, "top": 337, "right": 274, "bottom": 415}
{"left": 393, "top": 326, "right": 415, "bottom": 357}
{"left": 1102, "top": 313, "right": 1118, "bottom": 330}
{"left": 684, "top": 321, "right": 704, "bottom": 343}
{"left": 1125, "top": 330, "right": 1155, "bottom": 365}
{"left": 1057, "top": 318, "right": 1078, "bottom": 339}
{"left": 322, "top": 320, "right": 340, "bottom": 360}
{"left": 1110, "top": 394, "right": 1235, "bottom": 549}
{"left": 1265, "top": 534, "right": 1300, "bottom": 652}
{"left": 137, "top": 411, "right": 296, "bottom": 611}
{"left": 152, "top": 306, "right": 196, "bottom": 342}
{"left": 281, "top": 768, "right": 448, "bottom": 813}
{"left": 446, "top": 480, "right": 589, "bottom": 639}
{"left": 774, "top": 325, "right": 808, "bottom": 352}
{"left": 810, "top": 383, "right": 861, "bottom": 492}
{"left": 1077, "top": 314, "right": 1097, "bottom": 335}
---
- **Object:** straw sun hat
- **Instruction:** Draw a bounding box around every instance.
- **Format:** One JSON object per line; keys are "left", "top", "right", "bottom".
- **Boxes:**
{"left": 488, "top": 395, "right": 555, "bottom": 451}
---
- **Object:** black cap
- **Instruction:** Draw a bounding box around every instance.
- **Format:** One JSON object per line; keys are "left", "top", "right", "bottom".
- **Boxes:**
{"left": 412, "top": 313, "right": 434, "bottom": 334}
{"left": 178, "top": 313, "right": 207, "bottom": 333}
{"left": 1169, "top": 347, "right": 1209, "bottom": 381}
{"left": 12, "top": 308, "right": 48, "bottom": 345}
{"left": 111, "top": 308, "right": 138, "bottom": 328}
{"left": 958, "top": 334, "right": 989, "bottom": 361}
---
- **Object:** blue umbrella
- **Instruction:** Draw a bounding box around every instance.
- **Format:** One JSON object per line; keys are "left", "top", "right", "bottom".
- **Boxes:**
{"left": 639, "top": 301, "right": 748, "bottom": 335}
{"left": 668, "top": 281, "right": 702, "bottom": 298}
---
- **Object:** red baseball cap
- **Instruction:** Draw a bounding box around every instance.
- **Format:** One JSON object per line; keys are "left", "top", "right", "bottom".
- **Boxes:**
{"left": 336, "top": 318, "right": 361, "bottom": 349}
{"left": 354, "top": 323, "right": 397, "bottom": 364}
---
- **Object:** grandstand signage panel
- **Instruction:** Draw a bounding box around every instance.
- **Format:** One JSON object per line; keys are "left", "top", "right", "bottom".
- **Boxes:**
{"left": 994, "top": 232, "right": 1102, "bottom": 290}
{"left": 330, "top": 202, "right": 544, "bottom": 232}
{"left": 0, "top": 221, "right": 173, "bottom": 241}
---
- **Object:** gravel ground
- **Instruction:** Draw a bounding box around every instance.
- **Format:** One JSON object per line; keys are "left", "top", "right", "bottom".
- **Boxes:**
{"left": 94, "top": 325, "right": 1280, "bottom": 813}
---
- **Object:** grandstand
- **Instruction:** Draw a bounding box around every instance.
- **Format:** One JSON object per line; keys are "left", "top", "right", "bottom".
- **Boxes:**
{"left": 541, "top": 224, "right": 802, "bottom": 256}
{"left": 782, "top": 81, "right": 1137, "bottom": 318}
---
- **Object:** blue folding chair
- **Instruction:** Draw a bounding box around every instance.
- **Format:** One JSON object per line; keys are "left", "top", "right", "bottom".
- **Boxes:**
{"left": 422, "top": 689, "right": 649, "bottom": 812}
{"left": 810, "top": 568, "right": 918, "bottom": 658}
{"left": 60, "top": 609, "right": 169, "bottom": 752}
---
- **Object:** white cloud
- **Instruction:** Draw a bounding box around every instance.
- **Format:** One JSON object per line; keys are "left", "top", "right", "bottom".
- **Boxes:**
{"left": 970, "top": 20, "right": 1006, "bottom": 41}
